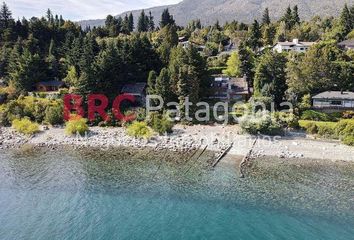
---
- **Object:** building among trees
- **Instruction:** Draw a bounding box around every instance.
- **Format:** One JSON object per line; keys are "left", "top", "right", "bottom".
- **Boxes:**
{"left": 273, "top": 39, "right": 316, "bottom": 53}
{"left": 210, "top": 75, "right": 251, "bottom": 101}
{"left": 312, "top": 91, "right": 354, "bottom": 109}
{"left": 36, "top": 81, "right": 65, "bottom": 92}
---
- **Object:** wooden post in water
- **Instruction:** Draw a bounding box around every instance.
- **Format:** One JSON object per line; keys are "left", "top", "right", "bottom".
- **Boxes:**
{"left": 211, "top": 143, "right": 234, "bottom": 168}
{"left": 239, "top": 138, "right": 257, "bottom": 178}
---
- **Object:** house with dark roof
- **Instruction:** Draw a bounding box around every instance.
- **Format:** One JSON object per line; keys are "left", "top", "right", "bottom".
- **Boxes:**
{"left": 36, "top": 81, "right": 65, "bottom": 92}
{"left": 273, "top": 39, "right": 315, "bottom": 53}
{"left": 338, "top": 39, "right": 354, "bottom": 50}
{"left": 312, "top": 91, "right": 354, "bottom": 109}
{"left": 120, "top": 82, "right": 147, "bottom": 104}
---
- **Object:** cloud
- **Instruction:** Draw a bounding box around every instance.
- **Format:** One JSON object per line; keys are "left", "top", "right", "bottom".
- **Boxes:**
{"left": 6, "top": 0, "right": 181, "bottom": 20}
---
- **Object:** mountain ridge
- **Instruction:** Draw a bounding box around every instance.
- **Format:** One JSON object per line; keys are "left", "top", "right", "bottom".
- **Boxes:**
{"left": 78, "top": 0, "right": 354, "bottom": 28}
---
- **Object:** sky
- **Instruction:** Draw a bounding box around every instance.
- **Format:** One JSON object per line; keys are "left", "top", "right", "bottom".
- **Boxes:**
{"left": 6, "top": 0, "right": 182, "bottom": 21}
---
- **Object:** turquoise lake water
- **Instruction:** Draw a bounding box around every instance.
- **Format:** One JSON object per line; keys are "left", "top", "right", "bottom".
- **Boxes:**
{"left": 0, "top": 147, "right": 353, "bottom": 240}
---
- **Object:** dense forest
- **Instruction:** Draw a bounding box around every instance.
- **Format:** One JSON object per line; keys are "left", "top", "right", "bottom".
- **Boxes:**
{"left": 0, "top": 1, "right": 353, "bottom": 109}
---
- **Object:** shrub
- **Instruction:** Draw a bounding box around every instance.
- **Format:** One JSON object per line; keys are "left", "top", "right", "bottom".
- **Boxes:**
{"left": 335, "top": 120, "right": 354, "bottom": 138}
{"left": 299, "top": 94, "right": 312, "bottom": 110}
{"left": 301, "top": 110, "right": 334, "bottom": 122}
{"left": 249, "top": 96, "right": 273, "bottom": 112}
{"left": 305, "top": 122, "right": 318, "bottom": 134}
{"left": 336, "top": 120, "right": 354, "bottom": 146}
{"left": 0, "top": 100, "right": 25, "bottom": 126}
{"left": 299, "top": 119, "right": 354, "bottom": 146}
{"left": 317, "top": 124, "right": 336, "bottom": 138}
{"left": 0, "top": 96, "right": 63, "bottom": 125}
{"left": 126, "top": 121, "right": 153, "bottom": 139}
{"left": 272, "top": 112, "right": 299, "bottom": 129}
{"left": 45, "top": 105, "right": 64, "bottom": 125}
{"left": 147, "top": 112, "right": 174, "bottom": 135}
{"left": 65, "top": 115, "right": 89, "bottom": 136}
{"left": 299, "top": 120, "right": 338, "bottom": 136}
{"left": 342, "top": 111, "right": 354, "bottom": 119}
{"left": 135, "top": 108, "right": 147, "bottom": 122}
{"left": 343, "top": 136, "right": 354, "bottom": 146}
{"left": 239, "top": 111, "right": 283, "bottom": 135}
{"left": 12, "top": 118, "right": 40, "bottom": 135}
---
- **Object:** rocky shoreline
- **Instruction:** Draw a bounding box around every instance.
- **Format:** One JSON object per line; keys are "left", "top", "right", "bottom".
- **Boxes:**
{"left": 1, "top": 125, "right": 354, "bottom": 162}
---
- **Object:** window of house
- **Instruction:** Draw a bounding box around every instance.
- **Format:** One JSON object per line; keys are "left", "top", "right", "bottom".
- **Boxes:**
{"left": 330, "top": 100, "right": 342, "bottom": 105}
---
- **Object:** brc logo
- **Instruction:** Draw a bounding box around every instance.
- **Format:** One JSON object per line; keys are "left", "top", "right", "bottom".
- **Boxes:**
{"left": 63, "top": 94, "right": 136, "bottom": 122}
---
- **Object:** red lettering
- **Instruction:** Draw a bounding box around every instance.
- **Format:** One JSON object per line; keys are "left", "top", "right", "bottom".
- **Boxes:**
{"left": 63, "top": 94, "right": 85, "bottom": 121}
{"left": 112, "top": 94, "right": 136, "bottom": 122}
{"left": 87, "top": 94, "right": 110, "bottom": 122}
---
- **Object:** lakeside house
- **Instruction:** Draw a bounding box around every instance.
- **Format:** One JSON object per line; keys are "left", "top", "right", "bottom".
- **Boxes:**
{"left": 273, "top": 39, "right": 315, "bottom": 53}
{"left": 210, "top": 75, "right": 251, "bottom": 102}
{"left": 338, "top": 39, "right": 354, "bottom": 50}
{"left": 36, "top": 81, "right": 65, "bottom": 92}
{"left": 312, "top": 91, "right": 354, "bottom": 109}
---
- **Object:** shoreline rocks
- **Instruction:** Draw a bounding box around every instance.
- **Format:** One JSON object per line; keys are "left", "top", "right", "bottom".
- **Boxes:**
{"left": 1, "top": 125, "right": 353, "bottom": 162}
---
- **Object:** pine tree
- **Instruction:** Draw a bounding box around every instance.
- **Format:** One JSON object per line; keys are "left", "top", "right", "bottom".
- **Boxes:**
{"left": 79, "top": 34, "right": 98, "bottom": 73}
{"left": 122, "top": 14, "right": 130, "bottom": 34}
{"left": 262, "top": 8, "right": 271, "bottom": 25}
{"left": 157, "top": 24, "right": 178, "bottom": 64}
{"left": 137, "top": 10, "right": 149, "bottom": 32}
{"left": 247, "top": 20, "right": 262, "bottom": 51}
{"left": 0, "top": 2, "right": 12, "bottom": 29}
{"left": 128, "top": 13, "right": 134, "bottom": 32}
{"left": 292, "top": 5, "right": 300, "bottom": 25}
{"left": 147, "top": 70, "right": 157, "bottom": 95}
{"left": 67, "top": 36, "right": 82, "bottom": 69}
{"left": 93, "top": 43, "right": 122, "bottom": 98}
{"left": 195, "top": 19, "right": 202, "bottom": 29}
{"left": 59, "top": 15, "right": 64, "bottom": 27}
{"left": 262, "top": 25, "right": 276, "bottom": 46}
{"left": 282, "top": 6, "right": 294, "bottom": 30}
{"left": 160, "top": 8, "right": 175, "bottom": 28}
{"left": 169, "top": 45, "right": 208, "bottom": 114}
{"left": 155, "top": 68, "right": 171, "bottom": 103}
{"left": 105, "top": 15, "right": 114, "bottom": 28}
{"left": 54, "top": 14, "right": 59, "bottom": 27}
{"left": 254, "top": 51, "right": 288, "bottom": 106}
{"left": 238, "top": 41, "right": 255, "bottom": 91}
{"left": 176, "top": 65, "right": 190, "bottom": 119}
{"left": 64, "top": 65, "right": 79, "bottom": 86}
{"left": 46, "top": 9, "right": 52, "bottom": 23}
{"left": 340, "top": 4, "right": 353, "bottom": 37}
{"left": 214, "top": 20, "right": 221, "bottom": 31}
{"left": 148, "top": 11, "right": 155, "bottom": 31}
{"left": 46, "top": 39, "right": 59, "bottom": 79}
{"left": 8, "top": 48, "right": 46, "bottom": 92}
{"left": 105, "top": 15, "right": 121, "bottom": 36}
{"left": 0, "top": 44, "right": 10, "bottom": 79}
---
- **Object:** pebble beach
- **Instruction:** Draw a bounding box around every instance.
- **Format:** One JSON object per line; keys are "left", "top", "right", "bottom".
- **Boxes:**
{"left": 1, "top": 125, "right": 354, "bottom": 162}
